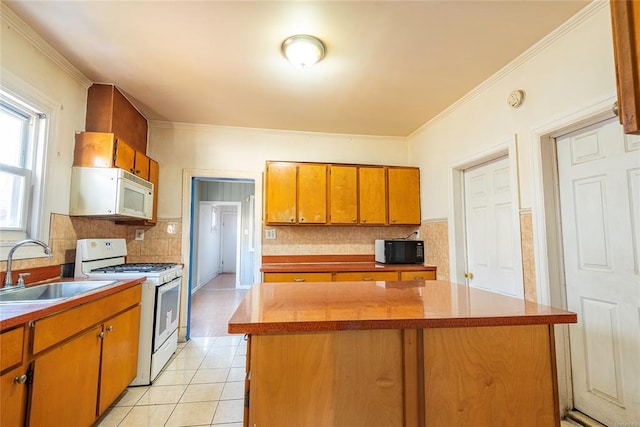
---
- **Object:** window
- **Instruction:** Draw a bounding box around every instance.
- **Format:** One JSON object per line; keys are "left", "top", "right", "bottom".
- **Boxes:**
{"left": 0, "top": 88, "right": 48, "bottom": 249}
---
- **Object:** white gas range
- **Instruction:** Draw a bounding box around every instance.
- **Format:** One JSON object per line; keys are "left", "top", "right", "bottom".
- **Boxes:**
{"left": 75, "top": 238, "right": 182, "bottom": 386}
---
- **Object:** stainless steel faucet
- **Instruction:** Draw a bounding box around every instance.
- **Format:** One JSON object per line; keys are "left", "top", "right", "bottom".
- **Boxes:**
{"left": 4, "top": 239, "right": 52, "bottom": 288}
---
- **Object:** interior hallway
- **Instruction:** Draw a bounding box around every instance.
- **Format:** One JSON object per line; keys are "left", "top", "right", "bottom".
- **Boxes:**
{"left": 189, "top": 274, "right": 248, "bottom": 337}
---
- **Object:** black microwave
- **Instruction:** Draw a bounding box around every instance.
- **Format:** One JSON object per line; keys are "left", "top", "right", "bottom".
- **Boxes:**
{"left": 375, "top": 239, "right": 425, "bottom": 264}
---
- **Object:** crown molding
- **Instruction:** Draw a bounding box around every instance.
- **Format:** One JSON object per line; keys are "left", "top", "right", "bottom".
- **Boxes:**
{"left": 1, "top": 3, "right": 92, "bottom": 88}
{"left": 409, "top": 0, "right": 609, "bottom": 138}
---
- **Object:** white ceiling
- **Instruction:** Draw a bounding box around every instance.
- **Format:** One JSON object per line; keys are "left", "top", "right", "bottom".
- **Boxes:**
{"left": 5, "top": 1, "right": 591, "bottom": 137}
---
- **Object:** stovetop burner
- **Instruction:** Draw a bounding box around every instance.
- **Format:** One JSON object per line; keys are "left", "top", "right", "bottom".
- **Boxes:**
{"left": 91, "top": 263, "right": 177, "bottom": 274}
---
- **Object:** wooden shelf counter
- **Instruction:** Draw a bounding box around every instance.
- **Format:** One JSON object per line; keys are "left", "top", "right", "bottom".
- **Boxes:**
{"left": 229, "top": 280, "right": 577, "bottom": 427}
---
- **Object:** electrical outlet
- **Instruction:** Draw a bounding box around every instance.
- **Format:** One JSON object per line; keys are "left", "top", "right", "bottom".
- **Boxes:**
{"left": 265, "top": 229, "right": 276, "bottom": 240}
{"left": 135, "top": 229, "right": 145, "bottom": 241}
{"left": 415, "top": 230, "right": 421, "bottom": 240}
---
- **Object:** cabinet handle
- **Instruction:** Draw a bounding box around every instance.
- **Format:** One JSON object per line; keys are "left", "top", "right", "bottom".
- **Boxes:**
{"left": 107, "top": 325, "right": 114, "bottom": 332}
{"left": 362, "top": 277, "right": 374, "bottom": 281}
{"left": 13, "top": 374, "right": 27, "bottom": 384}
{"left": 362, "top": 218, "right": 367, "bottom": 223}
{"left": 413, "top": 276, "right": 423, "bottom": 280}
{"left": 293, "top": 278, "right": 305, "bottom": 282}
{"left": 352, "top": 218, "right": 357, "bottom": 222}
{"left": 98, "top": 331, "right": 105, "bottom": 338}
{"left": 391, "top": 219, "right": 396, "bottom": 223}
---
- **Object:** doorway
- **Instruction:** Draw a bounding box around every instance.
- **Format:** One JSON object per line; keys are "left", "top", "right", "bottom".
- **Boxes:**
{"left": 532, "top": 99, "right": 640, "bottom": 423}
{"left": 180, "top": 172, "right": 261, "bottom": 341}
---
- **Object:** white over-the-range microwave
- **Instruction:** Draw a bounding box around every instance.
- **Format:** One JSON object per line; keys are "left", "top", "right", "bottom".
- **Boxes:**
{"left": 69, "top": 166, "right": 154, "bottom": 220}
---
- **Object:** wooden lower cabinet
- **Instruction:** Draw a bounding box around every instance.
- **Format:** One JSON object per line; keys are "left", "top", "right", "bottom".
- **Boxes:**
{"left": 400, "top": 270, "right": 436, "bottom": 281}
{"left": 334, "top": 271, "right": 399, "bottom": 282}
{"left": 245, "top": 325, "right": 560, "bottom": 426}
{"left": 98, "top": 305, "right": 142, "bottom": 415}
{"left": 248, "top": 330, "right": 410, "bottom": 426}
{"left": 0, "top": 326, "right": 27, "bottom": 427}
{"left": 263, "top": 272, "right": 332, "bottom": 283}
{"left": 0, "top": 365, "right": 29, "bottom": 427}
{"left": 0, "top": 285, "right": 142, "bottom": 426}
{"left": 29, "top": 325, "right": 102, "bottom": 426}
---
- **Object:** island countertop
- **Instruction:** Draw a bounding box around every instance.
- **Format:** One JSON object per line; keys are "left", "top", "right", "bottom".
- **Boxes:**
{"left": 228, "top": 280, "right": 577, "bottom": 334}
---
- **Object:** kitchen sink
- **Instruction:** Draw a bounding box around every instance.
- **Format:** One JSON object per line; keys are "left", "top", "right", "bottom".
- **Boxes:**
{"left": 0, "top": 280, "right": 118, "bottom": 304}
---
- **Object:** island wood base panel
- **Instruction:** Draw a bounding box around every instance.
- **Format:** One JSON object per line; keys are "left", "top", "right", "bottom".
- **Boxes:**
{"left": 246, "top": 325, "right": 559, "bottom": 426}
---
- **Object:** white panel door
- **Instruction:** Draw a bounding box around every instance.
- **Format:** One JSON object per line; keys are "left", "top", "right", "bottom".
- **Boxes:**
{"left": 557, "top": 118, "right": 640, "bottom": 424}
{"left": 221, "top": 212, "right": 237, "bottom": 273}
{"left": 464, "top": 157, "right": 522, "bottom": 298}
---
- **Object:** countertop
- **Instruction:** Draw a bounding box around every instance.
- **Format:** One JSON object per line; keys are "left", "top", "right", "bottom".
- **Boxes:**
{"left": 0, "top": 277, "right": 145, "bottom": 331}
{"left": 228, "top": 280, "right": 577, "bottom": 334}
{"left": 261, "top": 261, "right": 436, "bottom": 273}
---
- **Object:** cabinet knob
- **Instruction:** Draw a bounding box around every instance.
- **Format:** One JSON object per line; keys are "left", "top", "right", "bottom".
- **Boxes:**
{"left": 107, "top": 325, "right": 114, "bottom": 332}
{"left": 300, "top": 217, "right": 305, "bottom": 222}
{"left": 362, "top": 218, "right": 367, "bottom": 223}
{"left": 98, "top": 331, "right": 105, "bottom": 338}
{"left": 13, "top": 374, "right": 27, "bottom": 384}
{"left": 391, "top": 219, "right": 396, "bottom": 223}
{"left": 352, "top": 218, "right": 357, "bottom": 222}
{"left": 290, "top": 218, "right": 295, "bottom": 222}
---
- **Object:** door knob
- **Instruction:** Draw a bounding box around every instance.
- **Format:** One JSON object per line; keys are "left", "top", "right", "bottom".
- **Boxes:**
{"left": 464, "top": 272, "right": 474, "bottom": 280}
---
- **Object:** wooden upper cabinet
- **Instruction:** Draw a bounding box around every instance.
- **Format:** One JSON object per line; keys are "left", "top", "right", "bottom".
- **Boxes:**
{"left": 298, "top": 164, "right": 327, "bottom": 224}
{"left": 388, "top": 167, "right": 421, "bottom": 225}
{"left": 86, "top": 84, "right": 149, "bottom": 152}
{"left": 359, "top": 167, "right": 387, "bottom": 225}
{"left": 74, "top": 132, "right": 152, "bottom": 179}
{"left": 610, "top": 0, "right": 640, "bottom": 134}
{"left": 74, "top": 132, "right": 135, "bottom": 173}
{"left": 265, "top": 162, "right": 297, "bottom": 224}
{"left": 329, "top": 165, "right": 358, "bottom": 224}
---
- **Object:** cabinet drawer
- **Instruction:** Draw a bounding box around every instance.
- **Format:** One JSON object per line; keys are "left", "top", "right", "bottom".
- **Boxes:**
{"left": 32, "top": 284, "right": 141, "bottom": 355}
{"left": 400, "top": 271, "right": 436, "bottom": 281}
{"left": 263, "top": 273, "right": 332, "bottom": 283}
{"left": 334, "top": 272, "right": 399, "bottom": 282}
{"left": 0, "top": 327, "right": 24, "bottom": 372}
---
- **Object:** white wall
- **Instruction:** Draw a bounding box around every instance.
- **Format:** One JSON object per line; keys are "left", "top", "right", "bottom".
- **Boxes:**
{"left": 148, "top": 122, "right": 408, "bottom": 219}
{"left": 1, "top": 5, "right": 90, "bottom": 217}
{"left": 408, "top": 2, "right": 616, "bottom": 219}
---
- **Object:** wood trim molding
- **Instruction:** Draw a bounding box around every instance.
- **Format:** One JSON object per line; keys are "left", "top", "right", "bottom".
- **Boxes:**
{"left": 611, "top": 0, "right": 640, "bottom": 134}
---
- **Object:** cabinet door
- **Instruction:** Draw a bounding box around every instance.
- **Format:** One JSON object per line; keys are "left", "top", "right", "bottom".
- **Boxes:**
{"left": 133, "top": 151, "right": 151, "bottom": 180}
{"left": 29, "top": 326, "right": 102, "bottom": 427}
{"left": 358, "top": 167, "right": 386, "bottom": 225}
{"left": 334, "top": 271, "right": 399, "bottom": 282}
{"left": 0, "top": 365, "right": 28, "bottom": 427}
{"left": 263, "top": 272, "right": 333, "bottom": 283}
{"left": 298, "top": 163, "right": 327, "bottom": 224}
{"left": 98, "top": 305, "right": 142, "bottom": 415}
{"left": 329, "top": 165, "right": 358, "bottom": 224}
{"left": 114, "top": 138, "right": 136, "bottom": 173}
{"left": 73, "top": 132, "right": 117, "bottom": 168}
{"left": 265, "top": 162, "right": 297, "bottom": 224}
{"left": 400, "top": 270, "right": 436, "bottom": 281}
{"left": 388, "top": 167, "right": 421, "bottom": 225}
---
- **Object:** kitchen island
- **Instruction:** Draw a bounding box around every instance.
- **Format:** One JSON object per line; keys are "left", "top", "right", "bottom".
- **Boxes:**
{"left": 228, "top": 280, "right": 577, "bottom": 427}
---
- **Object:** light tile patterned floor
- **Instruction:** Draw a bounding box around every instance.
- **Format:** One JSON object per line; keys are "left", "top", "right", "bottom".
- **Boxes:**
{"left": 97, "top": 336, "right": 246, "bottom": 427}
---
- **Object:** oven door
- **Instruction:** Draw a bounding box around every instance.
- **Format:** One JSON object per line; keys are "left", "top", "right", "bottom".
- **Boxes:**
{"left": 153, "top": 277, "right": 181, "bottom": 352}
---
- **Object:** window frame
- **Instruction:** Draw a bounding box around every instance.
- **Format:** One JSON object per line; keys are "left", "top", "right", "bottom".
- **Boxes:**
{"left": 0, "top": 72, "right": 58, "bottom": 261}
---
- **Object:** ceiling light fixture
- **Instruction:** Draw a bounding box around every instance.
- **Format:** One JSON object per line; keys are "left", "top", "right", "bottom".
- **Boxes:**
{"left": 281, "top": 35, "right": 325, "bottom": 68}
